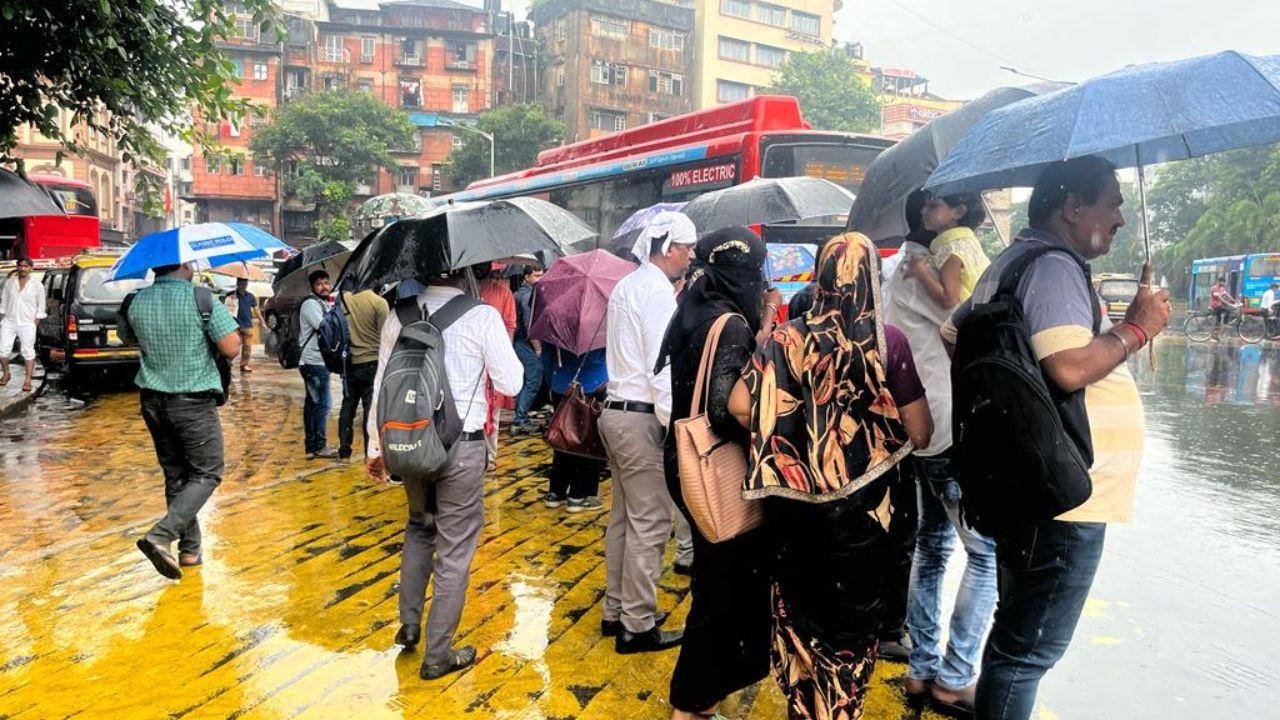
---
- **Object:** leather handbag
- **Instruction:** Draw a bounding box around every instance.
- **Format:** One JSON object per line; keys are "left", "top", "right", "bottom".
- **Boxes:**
{"left": 674, "top": 313, "right": 762, "bottom": 543}
{"left": 543, "top": 363, "right": 607, "bottom": 460}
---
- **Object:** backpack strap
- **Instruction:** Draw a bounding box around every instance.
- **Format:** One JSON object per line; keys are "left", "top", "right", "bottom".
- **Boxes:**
{"left": 116, "top": 290, "right": 140, "bottom": 344}
{"left": 428, "top": 294, "right": 482, "bottom": 332}
{"left": 994, "top": 244, "right": 1101, "bottom": 335}
{"left": 193, "top": 285, "right": 215, "bottom": 341}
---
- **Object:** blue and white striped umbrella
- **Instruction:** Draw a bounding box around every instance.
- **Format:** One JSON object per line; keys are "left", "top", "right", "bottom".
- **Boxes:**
{"left": 111, "top": 222, "right": 290, "bottom": 281}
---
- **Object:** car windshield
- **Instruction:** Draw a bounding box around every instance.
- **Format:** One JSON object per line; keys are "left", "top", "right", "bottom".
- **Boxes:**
{"left": 1099, "top": 279, "right": 1139, "bottom": 300}
{"left": 76, "top": 267, "right": 150, "bottom": 304}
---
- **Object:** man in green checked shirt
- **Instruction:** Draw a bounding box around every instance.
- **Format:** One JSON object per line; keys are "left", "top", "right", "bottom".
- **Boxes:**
{"left": 121, "top": 263, "right": 241, "bottom": 580}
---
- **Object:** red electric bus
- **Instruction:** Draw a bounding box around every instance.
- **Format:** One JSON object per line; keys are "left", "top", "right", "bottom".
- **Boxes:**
{"left": 0, "top": 174, "right": 101, "bottom": 261}
{"left": 447, "top": 96, "right": 894, "bottom": 245}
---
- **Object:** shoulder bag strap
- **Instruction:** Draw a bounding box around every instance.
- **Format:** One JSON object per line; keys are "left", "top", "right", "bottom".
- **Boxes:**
{"left": 429, "top": 294, "right": 481, "bottom": 332}
{"left": 688, "top": 313, "right": 741, "bottom": 417}
{"left": 996, "top": 244, "right": 1102, "bottom": 335}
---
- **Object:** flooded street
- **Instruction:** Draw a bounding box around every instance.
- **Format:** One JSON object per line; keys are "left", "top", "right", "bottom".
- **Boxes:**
{"left": 0, "top": 338, "right": 1275, "bottom": 718}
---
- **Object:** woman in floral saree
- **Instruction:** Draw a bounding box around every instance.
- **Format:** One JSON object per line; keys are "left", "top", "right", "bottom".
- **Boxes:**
{"left": 729, "top": 232, "right": 919, "bottom": 720}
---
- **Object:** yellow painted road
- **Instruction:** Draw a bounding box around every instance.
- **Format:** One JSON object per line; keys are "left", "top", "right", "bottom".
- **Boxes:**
{"left": 0, "top": 366, "right": 945, "bottom": 719}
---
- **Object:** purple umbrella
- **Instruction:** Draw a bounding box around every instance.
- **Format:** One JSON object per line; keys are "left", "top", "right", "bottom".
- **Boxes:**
{"left": 529, "top": 249, "right": 636, "bottom": 355}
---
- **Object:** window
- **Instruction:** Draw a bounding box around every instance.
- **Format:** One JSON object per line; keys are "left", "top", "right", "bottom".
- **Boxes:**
{"left": 323, "top": 74, "right": 344, "bottom": 90}
{"left": 590, "top": 17, "right": 629, "bottom": 39}
{"left": 589, "top": 109, "right": 627, "bottom": 132}
{"left": 321, "top": 34, "right": 345, "bottom": 62}
{"left": 556, "top": 68, "right": 565, "bottom": 87}
{"left": 791, "top": 11, "right": 820, "bottom": 36}
{"left": 229, "top": 57, "right": 245, "bottom": 78}
{"left": 756, "top": 2, "right": 786, "bottom": 26}
{"left": 556, "top": 19, "right": 565, "bottom": 42}
{"left": 398, "top": 166, "right": 418, "bottom": 190}
{"left": 181, "top": 157, "right": 192, "bottom": 171}
{"left": 356, "top": 77, "right": 374, "bottom": 94}
{"left": 451, "top": 134, "right": 464, "bottom": 151}
{"left": 252, "top": 62, "right": 268, "bottom": 81}
{"left": 205, "top": 153, "right": 222, "bottom": 174}
{"left": 720, "top": 0, "right": 750, "bottom": 18}
{"left": 649, "top": 28, "right": 684, "bottom": 51}
{"left": 647, "top": 112, "right": 670, "bottom": 123}
{"left": 648, "top": 70, "right": 682, "bottom": 96}
{"left": 253, "top": 163, "right": 269, "bottom": 177}
{"left": 450, "top": 42, "right": 477, "bottom": 68}
{"left": 233, "top": 13, "right": 258, "bottom": 41}
{"left": 756, "top": 44, "right": 786, "bottom": 68}
{"left": 360, "top": 37, "right": 376, "bottom": 63}
{"left": 229, "top": 156, "right": 245, "bottom": 175}
{"left": 717, "top": 79, "right": 750, "bottom": 103}
{"left": 718, "top": 36, "right": 750, "bottom": 62}
{"left": 285, "top": 68, "right": 307, "bottom": 94}
{"left": 452, "top": 85, "right": 469, "bottom": 113}
{"left": 591, "top": 61, "right": 627, "bottom": 86}
{"left": 400, "top": 39, "right": 424, "bottom": 65}
{"left": 400, "top": 77, "right": 422, "bottom": 107}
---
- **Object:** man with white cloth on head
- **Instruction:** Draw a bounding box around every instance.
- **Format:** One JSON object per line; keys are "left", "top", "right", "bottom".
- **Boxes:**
{"left": 600, "top": 210, "right": 696, "bottom": 654}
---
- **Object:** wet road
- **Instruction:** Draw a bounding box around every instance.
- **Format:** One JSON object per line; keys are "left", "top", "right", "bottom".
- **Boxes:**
{"left": 0, "top": 366, "right": 941, "bottom": 719}
{"left": 0, "top": 338, "right": 1275, "bottom": 718}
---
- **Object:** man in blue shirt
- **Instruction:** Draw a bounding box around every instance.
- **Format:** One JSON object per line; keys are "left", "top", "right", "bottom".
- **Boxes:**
{"left": 299, "top": 270, "right": 337, "bottom": 459}
{"left": 233, "top": 278, "right": 263, "bottom": 373}
{"left": 123, "top": 262, "right": 240, "bottom": 579}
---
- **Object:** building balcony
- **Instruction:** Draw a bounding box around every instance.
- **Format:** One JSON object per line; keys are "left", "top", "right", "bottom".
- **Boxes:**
{"left": 319, "top": 47, "right": 350, "bottom": 64}
{"left": 446, "top": 60, "right": 476, "bottom": 72}
{"left": 397, "top": 54, "right": 424, "bottom": 67}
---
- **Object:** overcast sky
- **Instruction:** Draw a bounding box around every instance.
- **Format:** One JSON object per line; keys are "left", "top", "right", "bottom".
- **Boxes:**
{"left": 835, "top": 0, "right": 1280, "bottom": 98}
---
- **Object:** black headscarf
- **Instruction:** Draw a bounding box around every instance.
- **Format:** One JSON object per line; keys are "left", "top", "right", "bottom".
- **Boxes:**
{"left": 656, "top": 226, "right": 767, "bottom": 372}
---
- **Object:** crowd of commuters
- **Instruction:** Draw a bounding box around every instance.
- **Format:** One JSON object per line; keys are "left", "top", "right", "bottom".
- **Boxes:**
{"left": 124, "top": 156, "right": 1172, "bottom": 720}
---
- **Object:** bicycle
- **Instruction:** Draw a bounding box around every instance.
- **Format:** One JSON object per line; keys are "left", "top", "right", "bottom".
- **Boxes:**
{"left": 1184, "top": 305, "right": 1269, "bottom": 343}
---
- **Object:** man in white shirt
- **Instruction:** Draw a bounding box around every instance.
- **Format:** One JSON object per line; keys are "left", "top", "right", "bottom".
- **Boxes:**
{"left": 884, "top": 236, "right": 997, "bottom": 709}
{"left": 599, "top": 211, "right": 695, "bottom": 654}
{"left": 366, "top": 269, "right": 522, "bottom": 680}
{"left": 0, "top": 257, "right": 46, "bottom": 393}
{"left": 1262, "top": 283, "right": 1278, "bottom": 335}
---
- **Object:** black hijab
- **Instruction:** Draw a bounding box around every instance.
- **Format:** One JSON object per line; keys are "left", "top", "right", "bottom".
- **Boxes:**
{"left": 656, "top": 226, "right": 767, "bottom": 373}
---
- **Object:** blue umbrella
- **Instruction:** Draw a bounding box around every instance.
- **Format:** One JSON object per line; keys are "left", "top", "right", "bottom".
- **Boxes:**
{"left": 111, "top": 222, "right": 290, "bottom": 281}
{"left": 925, "top": 51, "right": 1280, "bottom": 195}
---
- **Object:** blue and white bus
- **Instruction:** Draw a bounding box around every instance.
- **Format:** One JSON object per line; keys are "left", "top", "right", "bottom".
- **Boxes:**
{"left": 1188, "top": 252, "right": 1280, "bottom": 310}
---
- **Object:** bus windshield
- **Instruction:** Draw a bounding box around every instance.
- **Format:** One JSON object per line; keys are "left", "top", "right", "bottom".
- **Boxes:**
{"left": 1098, "top": 279, "right": 1139, "bottom": 301}
{"left": 77, "top": 268, "right": 149, "bottom": 304}
{"left": 1248, "top": 255, "right": 1280, "bottom": 278}
{"left": 760, "top": 142, "right": 882, "bottom": 195}
{"left": 43, "top": 183, "right": 98, "bottom": 217}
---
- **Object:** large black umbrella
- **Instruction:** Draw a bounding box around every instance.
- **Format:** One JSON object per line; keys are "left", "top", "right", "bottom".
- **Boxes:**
{"left": 0, "top": 168, "right": 65, "bottom": 219}
{"left": 849, "top": 83, "right": 1067, "bottom": 242}
{"left": 348, "top": 197, "right": 595, "bottom": 290}
{"left": 272, "top": 239, "right": 356, "bottom": 298}
{"left": 680, "top": 176, "right": 854, "bottom": 233}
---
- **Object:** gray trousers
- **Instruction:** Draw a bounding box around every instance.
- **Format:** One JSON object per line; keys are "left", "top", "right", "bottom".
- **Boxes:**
{"left": 140, "top": 391, "right": 224, "bottom": 556}
{"left": 673, "top": 501, "right": 694, "bottom": 567}
{"left": 399, "top": 439, "right": 486, "bottom": 665}
{"left": 599, "top": 408, "right": 673, "bottom": 634}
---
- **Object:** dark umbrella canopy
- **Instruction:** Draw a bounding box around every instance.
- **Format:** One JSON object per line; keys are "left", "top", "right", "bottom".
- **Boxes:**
{"left": 848, "top": 84, "right": 1064, "bottom": 242}
{"left": 272, "top": 239, "right": 355, "bottom": 298}
{"left": 348, "top": 197, "right": 595, "bottom": 291}
{"left": 0, "top": 168, "right": 65, "bottom": 219}
{"left": 528, "top": 249, "right": 635, "bottom": 355}
{"left": 680, "top": 176, "right": 854, "bottom": 233}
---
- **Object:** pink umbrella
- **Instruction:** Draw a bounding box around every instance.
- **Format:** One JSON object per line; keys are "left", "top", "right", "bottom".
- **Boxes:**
{"left": 529, "top": 249, "right": 635, "bottom": 355}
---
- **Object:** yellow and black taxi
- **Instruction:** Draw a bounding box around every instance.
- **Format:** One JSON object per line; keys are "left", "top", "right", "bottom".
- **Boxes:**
{"left": 36, "top": 252, "right": 151, "bottom": 385}
{"left": 1093, "top": 273, "right": 1139, "bottom": 321}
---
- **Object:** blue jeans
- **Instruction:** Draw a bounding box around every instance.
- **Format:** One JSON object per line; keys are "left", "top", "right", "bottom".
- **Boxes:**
{"left": 976, "top": 520, "right": 1106, "bottom": 720}
{"left": 906, "top": 454, "right": 998, "bottom": 690}
{"left": 514, "top": 340, "right": 541, "bottom": 424}
{"left": 300, "top": 364, "right": 331, "bottom": 453}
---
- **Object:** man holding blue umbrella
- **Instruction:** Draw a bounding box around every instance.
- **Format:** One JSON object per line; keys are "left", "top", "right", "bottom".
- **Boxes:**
{"left": 113, "top": 221, "right": 286, "bottom": 579}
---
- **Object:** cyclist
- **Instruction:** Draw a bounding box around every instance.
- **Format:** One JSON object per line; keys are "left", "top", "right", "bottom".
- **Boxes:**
{"left": 1209, "top": 276, "right": 1239, "bottom": 342}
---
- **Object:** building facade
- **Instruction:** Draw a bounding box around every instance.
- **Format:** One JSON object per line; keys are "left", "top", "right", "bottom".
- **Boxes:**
{"left": 533, "top": 0, "right": 694, "bottom": 144}
{"left": 689, "top": 0, "right": 837, "bottom": 108}
{"left": 872, "top": 66, "right": 961, "bottom": 139}
{"left": 187, "top": 0, "right": 494, "bottom": 244}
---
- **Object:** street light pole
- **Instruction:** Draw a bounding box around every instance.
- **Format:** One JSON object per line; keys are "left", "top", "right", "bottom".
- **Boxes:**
{"left": 442, "top": 120, "right": 495, "bottom": 178}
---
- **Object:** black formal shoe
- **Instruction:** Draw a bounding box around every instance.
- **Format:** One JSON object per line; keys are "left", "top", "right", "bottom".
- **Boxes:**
{"left": 395, "top": 623, "right": 420, "bottom": 651}
{"left": 420, "top": 645, "right": 476, "bottom": 680}
{"left": 615, "top": 627, "right": 683, "bottom": 654}
{"left": 136, "top": 538, "right": 182, "bottom": 580}
{"left": 673, "top": 562, "right": 693, "bottom": 576}
{"left": 601, "top": 612, "right": 669, "bottom": 638}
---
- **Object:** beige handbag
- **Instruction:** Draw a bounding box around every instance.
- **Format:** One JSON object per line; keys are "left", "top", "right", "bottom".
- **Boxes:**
{"left": 674, "top": 313, "right": 762, "bottom": 543}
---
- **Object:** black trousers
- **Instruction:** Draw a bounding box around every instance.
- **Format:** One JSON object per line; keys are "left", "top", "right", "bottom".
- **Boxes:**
{"left": 140, "top": 391, "right": 224, "bottom": 556}
{"left": 338, "top": 361, "right": 377, "bottom": 459}
{"left": 880, "top": 456, "right": 919, "bottom": 640}
{"left": 546, "top": 390, "right": 606, "bottom": 499}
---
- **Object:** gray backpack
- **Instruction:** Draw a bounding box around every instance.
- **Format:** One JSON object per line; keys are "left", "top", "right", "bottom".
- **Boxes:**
{"left": 377, "top": 294, "right": 481, "bottom": 482}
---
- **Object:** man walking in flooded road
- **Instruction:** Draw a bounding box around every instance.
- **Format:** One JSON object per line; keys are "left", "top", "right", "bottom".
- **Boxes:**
{"left": 122, "top": 263, "right": 240, "bottom": 579}
{"left": 598, "top": 211, "right": 695, "bottom": 654}
{"left": 0, "top": 257, "right": 45, "bottom": 393}
{"left": 366, "top": 268, "right": 522, "bottom": 680}
{"left": 945, "top": 157, "right": 1171, "bottom": 719}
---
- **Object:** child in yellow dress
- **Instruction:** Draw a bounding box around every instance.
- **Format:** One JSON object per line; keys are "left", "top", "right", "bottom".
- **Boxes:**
{"left": 904, "top": 191, "right": 991, "bottom": 309}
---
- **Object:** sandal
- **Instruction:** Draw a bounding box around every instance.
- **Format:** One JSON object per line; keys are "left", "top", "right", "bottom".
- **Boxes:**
{"left": 420, "top": 645, "right": 476, "bottom": 680}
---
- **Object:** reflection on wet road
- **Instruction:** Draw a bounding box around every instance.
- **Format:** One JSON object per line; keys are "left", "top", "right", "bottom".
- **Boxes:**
{"left": 0, "top": 367, "right": 940, "bottom": 719}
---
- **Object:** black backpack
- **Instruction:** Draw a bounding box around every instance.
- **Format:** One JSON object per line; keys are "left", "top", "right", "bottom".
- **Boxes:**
{"left": 119, "top": 285, "right": 232, "bottom": 405}
{"left": 315, "top": 293, "right": 351, "bottom": 375}
{"left": 950, "top": 245, "right": 1101, "bottom": 537}
{"left": 376, "top": 294, "right": 481, "bottom": 482}
{"left": 277, "top": 296, "right": 326, "bottom": 370}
